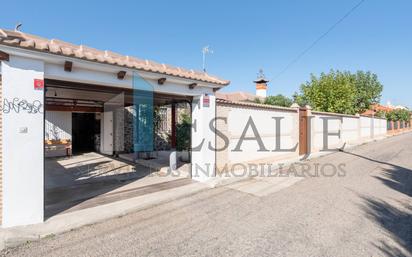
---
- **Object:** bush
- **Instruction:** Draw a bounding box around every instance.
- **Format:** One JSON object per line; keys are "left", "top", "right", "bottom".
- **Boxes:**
{"left": 176, "top": 113, "right": 191, "bottom": 151}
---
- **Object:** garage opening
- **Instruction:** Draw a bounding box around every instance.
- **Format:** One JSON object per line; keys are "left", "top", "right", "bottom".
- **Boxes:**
{"left": 44, "top": 79, "right": 193, "bottom": 219}
{"left": 72, "top": 113, "right": 99, "bottom": 154}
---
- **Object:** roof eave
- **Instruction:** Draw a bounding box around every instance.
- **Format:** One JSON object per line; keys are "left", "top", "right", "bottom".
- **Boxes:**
{"left": 0, "top": 28, "right": 230, "bottom": 87}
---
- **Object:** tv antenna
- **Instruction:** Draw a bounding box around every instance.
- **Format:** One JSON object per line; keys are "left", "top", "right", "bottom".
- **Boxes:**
{"left": 202, "top": 46, "right": 213, "bottom": 72}
{"left": 15, "top": 22, "right": 22, "bottom": 32}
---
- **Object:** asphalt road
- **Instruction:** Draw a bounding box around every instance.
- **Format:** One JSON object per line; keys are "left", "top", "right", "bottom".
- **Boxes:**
{"left": 3, "top": 133, "right": 412, "bottom": 257}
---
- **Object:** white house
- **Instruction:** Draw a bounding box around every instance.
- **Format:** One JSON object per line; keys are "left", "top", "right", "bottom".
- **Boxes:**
{"left": 0, "top": 28, "right": 230, "bottom": 228}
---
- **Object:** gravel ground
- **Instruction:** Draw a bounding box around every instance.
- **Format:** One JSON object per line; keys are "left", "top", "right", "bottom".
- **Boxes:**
{"left": 3, "top": 133, "right": 412, "bottom": 257}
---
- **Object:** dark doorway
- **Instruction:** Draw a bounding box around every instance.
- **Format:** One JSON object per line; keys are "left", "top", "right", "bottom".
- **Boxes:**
{"left": 72, "top": 113, "right": 99, "bottom": 153}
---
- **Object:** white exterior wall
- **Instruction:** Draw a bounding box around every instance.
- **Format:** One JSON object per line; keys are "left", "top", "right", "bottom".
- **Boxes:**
{"left": 341, "top": 117, "right": 359, "bottom": 144}
{"left": 191, "top": 95, "right": 216, "bottom": 181}
{"left": 310, "top": 112, "right": 387, "bottom": 154}
{"left": 215, "top": 103, "right": 299, "bottom": 169}
{"left": 45, "top": 111, "right": 72, "bottom": 140}
{"left": 311, "top": 113, "right": 343, "bottom": 152}
{"left": 360, "top": 116, "right": 387, "bottom": 139}
{"left": 226, "top": 107, "right": 299, "bottom": 163}
{"left": 373, "top": 118, "right": 387, "bottom": 137}
{"left": 360, "top": 116, "right": 372, "bottom": 138}
{"left": 1, "top": 56, "right": 44, "bottom": 227}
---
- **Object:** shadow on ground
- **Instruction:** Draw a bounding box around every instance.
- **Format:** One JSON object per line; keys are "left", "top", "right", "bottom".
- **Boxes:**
{"left": 342, "top": 150, "right": 412, "bottom": 257}
{"left": 44, "top": 154, "right": 156, "bottom": 219}
{"left": 362, "top": 197, "right": 412, "bottom": 257}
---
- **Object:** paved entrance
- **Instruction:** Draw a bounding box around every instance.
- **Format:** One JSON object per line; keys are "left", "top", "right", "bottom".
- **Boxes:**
{"left": 45, "top": 152, "right": 191, "bottom": 218}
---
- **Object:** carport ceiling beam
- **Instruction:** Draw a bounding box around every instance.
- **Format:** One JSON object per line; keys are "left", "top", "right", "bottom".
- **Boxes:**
{"left": 0, "top": 51, "right": 9, "bottom": 61}
{"left": 188, "top": 83, "right": 197, "bottom": 89}
{"left": 117, "top": 70, "right": 126, "bottom": 80}
{"left": 158, "top": 77, "right": 166, "bottom": 85}
{"left": 64, "top": 61, "right": 73, "bottom": 72}
{"left": 46, "top": 104, "right": 103, "bottom": 113}
{"left": 45, "top": 79, "right": 193, "bottom": 101}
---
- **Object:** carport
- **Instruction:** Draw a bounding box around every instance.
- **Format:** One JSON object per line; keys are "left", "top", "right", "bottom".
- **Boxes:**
{"left": 43, "top": 79, "right": 193, "bottom": 219}
{"left": 0, "top": 28, "right": 229, "bottom": 227}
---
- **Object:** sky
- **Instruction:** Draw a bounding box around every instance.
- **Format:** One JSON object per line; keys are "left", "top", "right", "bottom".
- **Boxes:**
{"left": 2, "top": 0, "right": 411, "bottom": 107}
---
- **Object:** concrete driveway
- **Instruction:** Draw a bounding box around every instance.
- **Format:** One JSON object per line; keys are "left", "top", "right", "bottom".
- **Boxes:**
{"left": 3, "top": 133, "right": 412, "bottom": 257}
{"left": 45, "top": 152, "right": 192, "bottom": 219}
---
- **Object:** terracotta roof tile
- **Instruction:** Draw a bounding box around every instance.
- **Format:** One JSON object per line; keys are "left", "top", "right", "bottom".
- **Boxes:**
{"left": 216, "top": 98, "right": 297, "bottom": 112}
{"left": 0, "top": 28, "right": 230, "bottom": 86}
{"left": 215, "top": 91, "right": 264, "bottom": 102}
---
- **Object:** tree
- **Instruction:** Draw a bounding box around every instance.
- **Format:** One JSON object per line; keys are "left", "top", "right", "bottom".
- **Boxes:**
{"left": 375, "top": 110, "right": 387, "bottom": 119}
{"left": 264, "top": 94, "right": 293, "bottom": 107}
{"left": 292, "top": 92, "right": 308, "bottom": 107}
{"left": 385, "top": 110, "right": 397, "bottom": 121}
{"left": 378, "top": 109, "right": 410, "bottom": 122}
{"left": 394, "top": 109, "right": 410, "bottom": 122}
{"left": 299, "top": 70, "right": 357, "bottom": 114}
{"left": 353, "top": 71, "right": 383, "bottom": 113}
{"left": 295, "top": 70, "right": 383, "bottom": 115}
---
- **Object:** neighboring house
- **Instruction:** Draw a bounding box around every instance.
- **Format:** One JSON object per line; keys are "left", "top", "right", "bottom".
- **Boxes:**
{"left": 362, "top": 102, "right": 409, "bottom": 117}
{"left": 362, "top": 104, "right": 394, "bottom": 117}
{"left": 216, "top": 69, "right": 268, "bottom": 103}
{"left": 215, "top": 91, "right": 262, "bottom": 103}
{"left": 0, "top": 28, "right": 229, "bottom": 227}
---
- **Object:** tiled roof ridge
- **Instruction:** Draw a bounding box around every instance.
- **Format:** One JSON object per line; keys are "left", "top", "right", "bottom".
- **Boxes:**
{"left": 0, "top": 28, "right": 230, "bottom": 86}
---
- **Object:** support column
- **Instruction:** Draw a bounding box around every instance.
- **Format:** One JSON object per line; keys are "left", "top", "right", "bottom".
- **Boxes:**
{"left": 191, "top": 94, "right": 216, "bottom": 182}
{"left": 1, "top": 55, "right": 44, "bottom": 227}
{"left": 171, "top": 103, "right": 176, "bottom": 149}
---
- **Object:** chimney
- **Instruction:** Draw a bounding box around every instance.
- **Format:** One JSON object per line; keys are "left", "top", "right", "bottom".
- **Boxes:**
{"left": 254, "top": 69, "right": 268, "bottom": 98}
